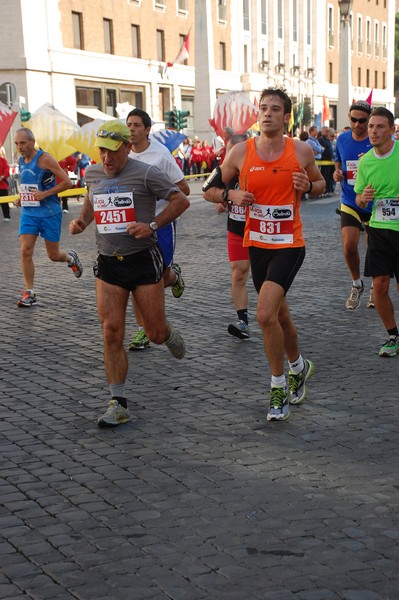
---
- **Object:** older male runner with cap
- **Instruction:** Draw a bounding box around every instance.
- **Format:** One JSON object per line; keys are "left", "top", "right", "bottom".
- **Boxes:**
{"left": 69, "top": 120, "right": 190, "bottom": 427}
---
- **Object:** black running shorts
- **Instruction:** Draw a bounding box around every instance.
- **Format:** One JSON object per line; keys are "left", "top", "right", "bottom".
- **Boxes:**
{"left": 365, "top": 227, "right": 399, "bottom": 282}
{"left": 249, "top": 246, "right": 305, "bottom": 294}
{"left": 94, "top": 244, "right": 165, "bottom": 290}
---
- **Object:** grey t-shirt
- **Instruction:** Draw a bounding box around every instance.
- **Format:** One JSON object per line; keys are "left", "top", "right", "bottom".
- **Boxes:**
{"left": 85, "top": 158, "right": 179, "bottom": 257}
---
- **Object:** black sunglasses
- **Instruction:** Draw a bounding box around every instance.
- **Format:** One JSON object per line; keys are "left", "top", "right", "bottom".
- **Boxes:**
{"left": 350, "top": 116, "right": 368, "bottom": 124}
{"left": 97, "top": 130, "right": 129, "bottom": 142}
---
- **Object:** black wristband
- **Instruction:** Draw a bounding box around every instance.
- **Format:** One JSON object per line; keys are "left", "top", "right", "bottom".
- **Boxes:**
{"left": 307, "top": 181, "right": 313, "bottom": 195}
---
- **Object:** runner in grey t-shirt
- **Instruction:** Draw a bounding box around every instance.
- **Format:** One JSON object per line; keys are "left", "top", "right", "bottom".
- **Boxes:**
{"left": 69, "top": 120, "right": 190, "bottom": 428}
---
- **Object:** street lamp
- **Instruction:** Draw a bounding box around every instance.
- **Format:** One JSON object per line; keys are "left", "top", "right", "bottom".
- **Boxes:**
{"left": 337, "top": 0, "right": 353, "bottom": 131}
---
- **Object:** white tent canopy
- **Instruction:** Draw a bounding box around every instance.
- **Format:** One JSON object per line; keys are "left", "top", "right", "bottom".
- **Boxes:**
{"left": 77, "top": 107, "right": 114, "bottom": 121}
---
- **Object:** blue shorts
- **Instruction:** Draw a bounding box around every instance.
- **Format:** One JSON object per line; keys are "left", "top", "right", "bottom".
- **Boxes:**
{"left": 157, "top": 222, "right": 176, "bottom": 267}
{"left": 19, "top": 211, "right": 62, "bottom": 243}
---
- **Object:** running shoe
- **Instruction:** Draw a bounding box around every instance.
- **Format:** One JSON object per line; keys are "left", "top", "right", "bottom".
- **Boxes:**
{"left": 227, "top": 320, "right": 250, "bottom": 339}
{"left": 288, "top": 358, "right": 314, "bottom": 405}
{"left": 67, "top": 250, "right": 83, "bottom": 278}
{"left": 165, "top": 324, "right": 185, "bottom": 359}
{"left": 345, "top": 282, "right": 364, "bottom": 310}
{"left": 171, "top": 263, "right": 185, "bottom": 298}
{"left": 378, "top": 336, "right": 399, "bottom": 358}
{"left": 97, "top": 399, "right": 131, "bottom": 428}
{"left": 267, "top": 387, "right": 290, "bottom": 421}
{"left": 367, "top": 288, "right": 375, "bottom": 309}
{"left": 17, "top": 290, "right": 37, "bottom": 308}
{"left": 128, "top": 329, "right": 150, "bottom": 351}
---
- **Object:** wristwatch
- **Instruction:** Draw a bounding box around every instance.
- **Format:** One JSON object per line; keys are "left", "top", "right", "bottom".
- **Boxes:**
{"left": 221, "top": 188, "right": 229, "bottom": 203}
{"left": 149, "top": 221, "right": 158, "bottom": 232}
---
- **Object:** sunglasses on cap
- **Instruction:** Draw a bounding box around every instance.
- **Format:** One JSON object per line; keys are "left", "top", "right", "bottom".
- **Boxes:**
{"left": 97, "top": 130, "right": 129, "bottom": 142}
{"left": 350, "top": 116, "right": 368, "bottom": 124}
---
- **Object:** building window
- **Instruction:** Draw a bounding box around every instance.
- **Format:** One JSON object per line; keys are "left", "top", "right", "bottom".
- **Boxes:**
{"left": 106, "top": 89, "right": 117, "bottom": 117}
{"left": 293, "top": 0, "right": 298, "bottom": 42}
{"left": 375, "top": 70, "right": 378, "bottom": 88}
{"left": 366, "top": 19, "right": 371, "bottom": 55}
{"left": 277, "top": 0, "right": 283, "bottom": 38}
{"left": 261, "top": 0, "right": 267, "bottom": 35}
{"left": 375, "top": 22, "right": 379, "bottom": 58}
{"left": 243, "top": 44, "right": 248, "bottom": 72}
{"left": 357, "top": 67, "right": 361, "bottom": 87}
{"left": 243, "top": 0, "right": 250, "bottom": 31}
{"left": 383, "top": 71, "right": 386, "bottom": 88}
{"left": 366, "top": 69, "right": 370, "bottom": 87}
{"left": 219, "top": 42, "right": 226, "bottom": 70}
{"left": 154, "top": 0, "right": 166, "bottom": 8}
{"left": 156, "top": 29, "right": 165, "bottom": 62}
{"left": 357, "top": 16, "right": 363, "bottom": 54}
{"left": 76, "top": 86, "right": 101, "bottom": 110}
{"left": 177, "top": 0, "right": 188, "bottom": 12}
{"left": 218, "top": 0, "right": 227, "bottom": 22}
{"left": 72, "top": 12, "right": 83, "bottom": 50}
{"left": 328, "top": 62, "right": 333, "bottom": 83}
{"left": 120, "top": 89, "right": 144, "bottom": 110}
{"left": 306, "top": 0, "right": 311, "bottom": 45}
{"left": 328, "top": 6, "right": 334, "bottom": 47}
{"left": 382, "top": 23, "right": 387, "bottom": 59}
{"left": 103, "top": 19, "right": 114, "bottom": 54}
{"left": 131, "top": 25, "right": 140, "bottom": 58}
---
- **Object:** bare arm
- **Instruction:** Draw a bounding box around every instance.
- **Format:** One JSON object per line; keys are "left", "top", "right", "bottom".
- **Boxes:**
{"left": 293, "top": 140, "right": 326, "bottom": 196}
{"left": 126, "top": 191, "right": 190, "bottom": 239}
{"left": 333, "top": 160, "right": 344, "bottom": 182}
{"left": 69, "top": 194, "right": 94, "bottom": 234}
{"left": 176, "top": 177, "right": 190, "bottom": 196}
{"left": 35, "top": 153, "right": 73, "bottom": 200}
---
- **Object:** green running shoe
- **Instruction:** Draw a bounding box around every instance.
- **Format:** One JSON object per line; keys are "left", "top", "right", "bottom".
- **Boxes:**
{"left": 288, "top": 358, "right": 314, "bottom": 405}
{"left": 267, "top": 387, "right": 290, "bottom": 421}
{"left": 379, "top": 336, "right": 399, "bottom": 358}
{"left": 129, "top": 329, "right": 150, "bottom": 351}
{"left": 171, "top": 263, "right": 185, "bottom": 298}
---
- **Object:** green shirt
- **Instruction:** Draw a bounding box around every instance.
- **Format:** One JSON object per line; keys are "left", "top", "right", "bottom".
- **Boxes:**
{"left": 355, "top": 141, "right": 399, "bottom": 232}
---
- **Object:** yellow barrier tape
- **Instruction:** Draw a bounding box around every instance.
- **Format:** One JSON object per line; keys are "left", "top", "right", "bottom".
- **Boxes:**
{"left": 0, "top": 187, "right": 87, "bottom": 203}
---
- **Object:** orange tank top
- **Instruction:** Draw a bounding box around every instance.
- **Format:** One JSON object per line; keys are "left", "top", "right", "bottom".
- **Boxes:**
{"left": 239, "top": 137, "right": 305, "bottom": 249}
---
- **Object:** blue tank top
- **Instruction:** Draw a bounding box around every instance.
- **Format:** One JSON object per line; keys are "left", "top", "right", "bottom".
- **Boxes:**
{"left": 19, "top": 149, "right": 61, "bottom": 217}
{"left": 334, "top": 130, "right": 373, "bottom": 213}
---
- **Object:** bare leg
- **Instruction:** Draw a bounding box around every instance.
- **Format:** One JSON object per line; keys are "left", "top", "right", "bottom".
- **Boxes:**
{"left": 20, "top": 234, "right": 37, "bottom": 290}
{"left": 96, "top": 279, "right": 129, "bottom": 385}
{"left": 257, "top": 280, "right": 299, "bottom": 376}
{"left": 373, "top": 275, "right": 397, "bottom": 330}
{"left": 231, "top": 260, "right": 250, "bottom": 311}
{"left": 341, "top": 226, "right": 361, "bottom": 281}
{"left": 132, "top": 280, "right": 170, "bottom": 344}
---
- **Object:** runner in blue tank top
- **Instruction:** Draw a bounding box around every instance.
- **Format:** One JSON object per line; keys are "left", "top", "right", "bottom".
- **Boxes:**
{"left": 14, "top": 127, "right": 83, "bottom": 307}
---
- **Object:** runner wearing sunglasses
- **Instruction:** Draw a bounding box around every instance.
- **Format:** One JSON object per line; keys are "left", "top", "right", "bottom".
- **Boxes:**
{"left": 334, "top": 100, "right": 373, "bottom": 310}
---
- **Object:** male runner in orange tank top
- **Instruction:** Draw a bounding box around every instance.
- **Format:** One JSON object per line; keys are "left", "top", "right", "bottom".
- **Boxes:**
{"left": 220, "top": 88, "right": 325, "bottom": 422}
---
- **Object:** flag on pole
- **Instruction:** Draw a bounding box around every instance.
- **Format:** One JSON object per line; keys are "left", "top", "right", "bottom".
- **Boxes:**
{"left": 167, "top": 31, "right": 190, "bottom": 68}
{"left": 0, "top": 101, "right": 18, "bottom": 147}
{"left": 288, "top": 107, "right": 295, "bottom": 133}
{"left": 295, "top": 101, "right": 304, "bottom": 128}
{"left": 365, "top": 89, "right": 373, "bottom": 106}
{"left": 162, "top": 31, "right": 190, "bottom": 78}
{"left": 322, "top": 96, "right": 330, "bottom": 125}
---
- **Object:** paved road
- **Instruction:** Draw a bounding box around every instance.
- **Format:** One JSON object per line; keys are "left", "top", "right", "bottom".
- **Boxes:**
{"left": 0, "top": 188, "right": 398, "bottom": 600}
